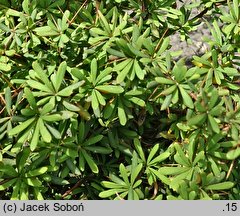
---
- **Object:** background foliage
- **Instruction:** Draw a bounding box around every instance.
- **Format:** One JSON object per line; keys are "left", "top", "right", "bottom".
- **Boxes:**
{"left": 0, "top": 0, "right": 239, "bottom": 200}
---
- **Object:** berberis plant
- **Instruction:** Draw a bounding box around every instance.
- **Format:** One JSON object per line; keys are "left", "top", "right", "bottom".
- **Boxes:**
{"left": 0, "top": 0, "right": 239, "bottom": 200}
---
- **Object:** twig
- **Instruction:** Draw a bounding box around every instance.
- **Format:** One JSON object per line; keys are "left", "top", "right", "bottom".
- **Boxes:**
{"left": 70, "top": 0, "right": 88, "bottom": 25}
{"left": 0, "top": 178, "right": 13, "bottom": 185}
{"left": 62, "top": 174, "right": 94, "bottom": 198}
{"left": 154, "top": 27, "right": 169, "bottom": 53}
{"left": 226, "top": 160, "right": 234, "bottom": 179}
{"left": 150, "top": 182, "right": 158, "bottom": 200}
{"left": 189, "top": 0, "right": 227, "bottom": 22}
{"left": 115, "top": 192, "right": 125, "bottom": 200}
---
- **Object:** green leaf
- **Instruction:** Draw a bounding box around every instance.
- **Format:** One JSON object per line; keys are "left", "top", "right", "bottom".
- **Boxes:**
{"left": 101, "top": 181, "right": 125, "bottom": 189}
{"left": 45, "top": 124, "right": 61, "bottom": 139}
{"left": 95, "top": 90, "right": 106, "bottom": 106}
{"left": 150, "top": 168, "right": 171, "bottom": 185}
{"left": 99, "top": 188, "right": 126, "bottom": 198}
{"left": 82, "top": 150, "right": 99, "bottom": 173}
{"left": 116, "top": 39, "right": 135, "bottom": 58}
{"left": 32, "top": 61, "right": 54, "bottom": 92}
{"left": 83, "top": 135, "right": 104, "bottom": 146}
{"left": 40, "top": 98, "right": 55, "bottom": 115}
{"left": 0, "top": 22, "right": 10, "bottom": 32}
{"left": 205, "top": 182, "right": 234, "bottom": 190}
{"left": 161, "top": 94, "right": 173, "bottom": 110}
{"left": 84, "top": 146, "right": 112, "bottom": 154}
{"left": 90, "top": 58, "right": 97, "bottom": 84}
{"left": 208, "top": 114, "right": 220, "bottom": 134}
{"left": 0, "top": 62, "right": 11, "bottom": 71}
{"left": 149, "top": 151, "right": 171, "bottom": 165}
{"left": 8, "top": 118, "right": 35, "bottom": 136}
{"left": 155, "top": 77, "right": 175, "bottom": 84}
{"left": 34, "top": 26, "right": 59, "bottom": 36}
{"left": 11, "top": 180, "right": 21, "bottom": 200}
{"left": 24, "top": 87, "right": 37, "bottom": 110}
{"left": 26, "top": 167, "right": 48, "bottom": 177}
{"left": 107, "top": 48, "right": 125, "bottom": 57}
{"left": 134, "top": 59, "right": 144, "bottom": 80}
{"left": 212, "top": 20, "right": 222, "bottom": 45}
{"left": 119, "top": 163, "right": 129, "bottom": 185}
{"left": 57, "top": 82, "right": 83, "bottom": 97}
{"left": 41, "top": 114, "right": 62, "bottom": 122}
{"left": 128, "top": 97, "right": 145, "bottom": 107}
{"left": 160, "top": 85, "right": 177, "bottom": 96}
{"left": 188, "top": 113, "right": 207, "bottom": 126}
{"left": 116, "top": 59, "right": 133, "bottom": 83}
{"left": 174, "top": 144, "right": 191, "bottom": 167}
{"left": 51, "top": 176, "right": 70, "bottom": 185}
{"left": 209, "top": 157, "right": 221, "bottom": 176}
{"left": 19, "top": 183, "right": 29, "bottom": 200}
{"left": 62, "top": 100, "right": 80, "bottom": 111}
{"left": 27, "top": 80, "right": 52, "bottom": 93}
{"left": 39, "top": 118, "right": 51, "bottom": 143}
{"left": 16, "top": 148, "right": 30, "bottom": 172}
{"left": 114, "top": 59, "right": 131, "bottom": 72}
{"left": 117, "top": 98, "right": 127, "bottom": 125}
{"left": 157, "top": 37, "right": 170, "bottom": 55}
{"left": 78, "top": 120, "right": 85, "bottom": 143}
{"left": 128, "top": 187, "right": 134, "bottom": 200}
{"left": 22, "top": 0, "right": 29, "bottom": 13}
{"left": 95, "top": 67, "right": 112, "bottom": 85}
{"left": 5, "top": 87, "right": 11, "bottom": 115}
{"left": 226, "top": 148, "right": 240, "bottom": 160}
{"left": 26, "top": 177, "right": 42, "bottom": 187}
{"left": 159, "top": 167, "right": 190, "bottom": 175}
{"left": 98, "top": 10, "right": 111, "bottom": 35}
{"left": 147, "top": 144, "right": 159, "bottom": 165}
{"left": 133, "top": 138, "right": 146, "bottom": 162}
{"left": 127, "top": 44, "right": 148, "bottom": 58}
{"left": 33, "top": 187, "right": 44, "bottom": 200}
{"left": 131, "top": 163, "right": 142, "bottom": 184}
{"left": 179, "top": 86, "right": 194, "bottom": 109}
{"left": 0, "top": 165, "right": 17, "bottom": 177}
{"left": 66, "top": 159, "right": 81, "bottom": 175}
{"left": 170, "top": 169, "right": 193, "bottom": 191}
{"left": 30, "top": 119, "right": 40, "bottom": 151}
{"left": 90, "top": 27, "right": 109, "bottom": 36}
{"left": 172, "top": 61, "right": 187, "bottom": 83}
{"left": 54, "top": 61, "right": 67, "bottom": 92}
{"left": 95, "top": 85, "right": 124, "bottom": 94}
{"left": 109, "top": 173, "right": 126, "bottom": 185}
{"left": 0, "top": 179, "right": 17, "bottom": 191}
{"left": 91, "top": 90, "right": 99, "bottom": 110}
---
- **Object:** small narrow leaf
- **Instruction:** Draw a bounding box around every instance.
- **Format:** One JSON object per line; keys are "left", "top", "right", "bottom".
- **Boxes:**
{"left": 205, "top": 182, "right": 234, "bottom": 190}
{"left": 8, "top": 118, "right": 35, "bottom": 136}
{"left": 39, "top": 118, "right": 51, "bottom": 143}
{"left": 179, "top": 86, "right": 194, "bottom": 109}
{"left": 208, "top": 114, "right": 220, "bottom": 134}
{"left": 188, "top": 113, "right": 207, "bottom": 126}
{"left": 82, "top": 150, "right": 99, "bottom": 173}
{"left": 83, "top": 135, "right": 104, "bottom": 146}
{"left": 54, "top": 61, "right": 67, "bottom": 92}
{"left": 95, "top": 85, "right": 124, "bottom": 94}
{"left": 30, "top": 119, "right": 40, "bottom": 151}
{"left": 119, "top": 163, "right": 130, "bottom": 185}
{"left": 24, "top": 87, "right": 37, "bottom": 110}
{"left": 90, "top": 58, "right": 97, "bottom": 84}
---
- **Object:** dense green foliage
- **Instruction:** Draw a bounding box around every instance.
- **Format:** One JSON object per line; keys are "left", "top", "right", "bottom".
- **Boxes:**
{"left": 0, "top": 0, "right": 239, "bottom": 200}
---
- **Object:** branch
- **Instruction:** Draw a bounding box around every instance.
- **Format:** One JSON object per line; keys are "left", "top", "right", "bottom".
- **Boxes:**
{"left": 62, "top": 174, "right": 95, "bottom": 198}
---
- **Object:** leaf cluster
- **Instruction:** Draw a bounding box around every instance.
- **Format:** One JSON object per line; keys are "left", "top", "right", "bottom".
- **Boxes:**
{"left": 0, "top": 0, "right": 239, "bottom": 200}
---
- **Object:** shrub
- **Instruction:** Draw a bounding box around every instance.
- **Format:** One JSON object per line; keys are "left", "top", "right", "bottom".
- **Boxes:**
{"left": 0, "top": 0, "right": 239, "bottom": 200}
